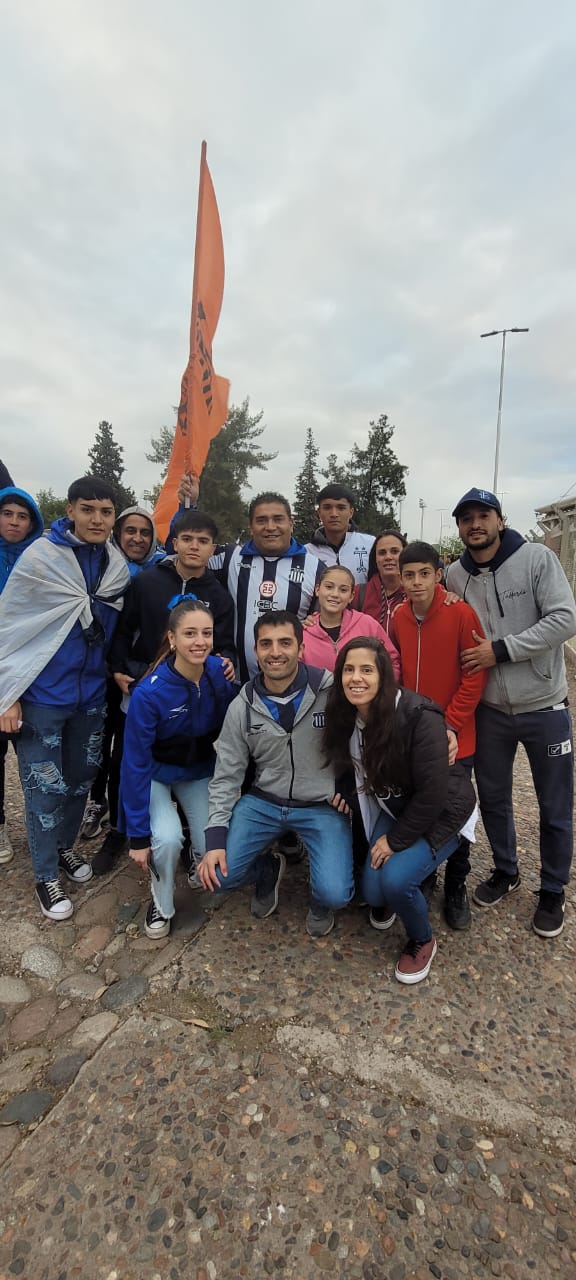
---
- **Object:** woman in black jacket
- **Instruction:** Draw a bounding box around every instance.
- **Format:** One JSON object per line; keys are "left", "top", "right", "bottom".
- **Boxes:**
{"left": 323, "top": 637, "right": 476, "bottom": 985}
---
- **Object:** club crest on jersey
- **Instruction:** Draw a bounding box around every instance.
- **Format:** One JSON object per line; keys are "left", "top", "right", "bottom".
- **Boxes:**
{"left": 288, "top": 566, "right": 305, "bottom": 584}
{"left": 312, "top": 712, "right": 325, "bottom": 728}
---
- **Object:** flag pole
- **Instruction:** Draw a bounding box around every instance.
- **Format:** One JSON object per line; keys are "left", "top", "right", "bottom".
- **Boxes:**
{"left": 185, "top": 139, "right": 208, "bottom": 480}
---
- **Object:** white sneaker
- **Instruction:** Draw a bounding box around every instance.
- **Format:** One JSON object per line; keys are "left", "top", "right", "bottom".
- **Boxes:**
{"left": 35, "top": 878, "right": 74, "bottom": 921}
{"left": 145, "top": 900, "right": 171, "bottom": 939}
{"left": 0, "top": 824, "right": 14, "bottom": 865}
{"left": 58, "top": 849, "right": 93, "bottom": 883}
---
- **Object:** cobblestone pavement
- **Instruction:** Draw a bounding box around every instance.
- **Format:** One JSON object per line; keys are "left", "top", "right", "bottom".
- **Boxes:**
{"left": 0, "top": 663, "right": 575, "bottom": 1279}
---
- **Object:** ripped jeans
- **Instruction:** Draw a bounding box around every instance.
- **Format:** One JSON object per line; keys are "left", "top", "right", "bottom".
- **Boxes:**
{"left": 17, "top": 701, "right": 106, "bottom": 882}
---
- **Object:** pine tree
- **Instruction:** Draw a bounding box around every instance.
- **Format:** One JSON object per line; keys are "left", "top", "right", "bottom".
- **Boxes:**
{"left": 87, "top": 420, "right": 136, "bottom": 511}
{"left": 321, "top": 415, "right": 407, "bottom": 535}
{"left": 143, "top": 423, "right": 177, "bottom": 506}
{"left": 199, "top": 400, "right": 276, "bottom": 541}
{"left": 36, "top": 488, "right": 67, "bottom": 527}
{"left": 293, "top": 428, "right": 320, "bottom": 542}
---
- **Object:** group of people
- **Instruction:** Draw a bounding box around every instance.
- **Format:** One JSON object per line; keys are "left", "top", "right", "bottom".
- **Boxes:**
{"left": 0, "top": 459, "right": 574, "bottom": 985}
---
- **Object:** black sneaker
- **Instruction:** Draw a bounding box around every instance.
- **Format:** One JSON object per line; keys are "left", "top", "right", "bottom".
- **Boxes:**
{"left": 144, "top": 900, "right": 171, "bottom": 939}
{"left": 35, "top": 878, "right": 74, "bottom": 921}
{"left": 421, "top": 871, "right": 438, "bottom": 906}
{"left": 80, "top": 799, "right": 109, "bottom": 840}
{"left": 92, "top": 829, "right": 127, "bottom": 876}
{"left": 473, "top": 869, "right": 520, "bottom": 908}
{"left": 278, "top": 834, "right": 306, "bottom": 864}
{"left": 532, "top": 889, "right": 565, "bottom": 938}
{"left": 306, "top": 906, "right": 335, "bottom": 938}
{"left": 58, "top": 849, "right": 93, "bottom": 883}
{"left": 251, "top": 851, "right": 286, "bottom": 919}
{"left": 369, "top": 905, "right": 397, "bottom": 931}
{"left": 444, "top": 882, "right": 472, "bottom": 930}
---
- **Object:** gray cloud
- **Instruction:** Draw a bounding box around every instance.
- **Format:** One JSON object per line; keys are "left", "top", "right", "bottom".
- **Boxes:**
{"left": 1, "top": 0, "right": 575, "bottom": 536}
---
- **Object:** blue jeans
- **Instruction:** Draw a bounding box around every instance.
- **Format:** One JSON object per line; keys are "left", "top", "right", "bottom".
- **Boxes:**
{"left": 17, "top": 701, "right": 106, "bottom": 882}
{"left": 475, "top": 702, "right": 573, "bottom": 892}
{"left": 149, "top": 776, "right": 210, "bottom": 919}
{"left": 213, "top": 794, "right": 354, "bottom": 912}
{"left": 361, "top": 812, "right": 459, "bottom": 943}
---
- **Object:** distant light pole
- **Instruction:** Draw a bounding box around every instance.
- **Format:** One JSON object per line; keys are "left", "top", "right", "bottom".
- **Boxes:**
{"left": 437, "top": 508, "right": 446, "bottom": 550}
{"left": 419, "top": 497, "right": 426, "bottom": 539}
{"left": 481, "top": 327, "right": 529, "bottom": 493}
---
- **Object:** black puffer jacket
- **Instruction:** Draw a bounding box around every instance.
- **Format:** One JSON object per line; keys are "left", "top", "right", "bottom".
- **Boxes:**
{"left": 343, "top": 689, "right": 476, "bottom": 853}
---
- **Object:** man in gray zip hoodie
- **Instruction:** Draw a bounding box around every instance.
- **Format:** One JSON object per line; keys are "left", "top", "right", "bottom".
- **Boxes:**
{"left": 196, "top": 610, "right": 354, "bottom": 937}
{"left": 446, "top": 487, "right": 576, "bottom": 939}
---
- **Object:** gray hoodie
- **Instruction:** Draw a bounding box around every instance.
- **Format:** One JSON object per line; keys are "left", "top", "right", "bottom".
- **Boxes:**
{"left": 206, "top": 664, "right": 335, "bottom": 849}
{"left": 446, "top": 530, "right": 576, "bottom": 715}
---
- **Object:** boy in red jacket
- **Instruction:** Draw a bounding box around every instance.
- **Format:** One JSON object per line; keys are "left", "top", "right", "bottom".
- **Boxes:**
{"left": 392, "top": 541, "right": 487, "bottom": 930}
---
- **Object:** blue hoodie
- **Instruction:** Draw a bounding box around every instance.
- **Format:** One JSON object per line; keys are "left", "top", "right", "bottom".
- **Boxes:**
{"left": 0, "top": 487, "right": 44, "bottom": 594}
{"left": 24, "top": 516, "right": 127, "bottom": 710}
{"left": 121, "top": 654, "right": 237, "bottom": 845}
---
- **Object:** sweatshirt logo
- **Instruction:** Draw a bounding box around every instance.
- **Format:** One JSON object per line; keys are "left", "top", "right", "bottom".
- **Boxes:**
{"left": 548, "top": 740, "right": 572, "bottom": 758}
{"left": 354, "top": 547, "right": 368, "bottom": 573}
{"left": 312, "top": 712, "right": 325, "bottom": 728}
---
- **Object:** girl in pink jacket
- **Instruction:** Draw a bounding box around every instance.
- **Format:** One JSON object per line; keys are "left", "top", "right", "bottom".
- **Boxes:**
{"left": 301, "top": 565, "right": 401, "bottom": 680}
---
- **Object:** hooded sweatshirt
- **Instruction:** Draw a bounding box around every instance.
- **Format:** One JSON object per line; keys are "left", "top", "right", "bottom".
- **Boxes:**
{"left": 0, "top": 487, "right": 44, "bottom": 594}
{"left": 209, "top": 536, "right": 323, "bottom": 682}
{"left": 301, "top": 607, "right": 401, "bottom": 680}
{"left": 446, "top": 529, "right": 576, "bottom": 714}
{"left": 111, "top": 506, "right": 165, "bottom": 578}
{"left": 306, "top": 527, "right": 374, "bottom": 584}
{"left": 393, "top": 583, "right": 487, "bottom": 758}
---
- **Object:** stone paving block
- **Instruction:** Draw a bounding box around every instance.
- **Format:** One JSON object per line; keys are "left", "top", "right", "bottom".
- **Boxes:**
{"left": 99, "top": 975, "right": 149, "bottom": 1010}
{"left": 20, "top": 945, "right": 63, "bottom": 981}
{"left": 70, "top": 1012, "right": 119, "bottom": 1048}
{"left": 0, "top": 922, "right": 40, "bottom": 963}
{"left": 46, "top": 1052, "right": 89, "bottom": 1088}
{"left": 57, "top": 972, "right": 105, "bottom": 1001}
{"left": 8, "top": 997, "right": 58, "bottom": 1047}
{"left": 0, "top": 1089, "right": 53, "bottom": 1126}
{"left": 0, "top": 977, "right": 31, "bottom": 1005}
{"left": 72, "top": 924, "right": 112, "bottom": 961}
{"left": 73, "top": 889, "right": 118, "bottom": 927}
{"left": 0, "top": 1048, "right": 49, "bottom": 1097}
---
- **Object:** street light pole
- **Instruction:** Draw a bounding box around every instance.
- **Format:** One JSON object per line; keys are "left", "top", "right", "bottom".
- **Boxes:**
{"left": 481, "top": 327, "right": 529, "bottom": 493}
{"left": 418, "top": 497, "right": 426, "bottom": 539}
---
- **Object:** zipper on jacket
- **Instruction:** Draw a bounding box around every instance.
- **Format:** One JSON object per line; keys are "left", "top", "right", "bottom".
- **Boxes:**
{"left": 415, "top": 621, "right": 422, "bottom": 691}
{"left": 482, "top": 575, "right": 513, "bottom": 714}
{"left": 288, "top": 736, "right": 295, "bottom": 801}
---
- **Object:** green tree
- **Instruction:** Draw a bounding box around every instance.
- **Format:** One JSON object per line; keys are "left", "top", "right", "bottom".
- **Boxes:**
{"left": 87, "top": 420, "right": 136, "bottom": 511}
{"left": 439, "top": 533, "right": 464, "bottom": 559}
{"left": 321, "top": 414, "right": 407, "bottom": 536}
{"left": 292, "top": 428, "right": 320, "bottom": 542}
{"left": 143, "top": 422, "right": 177, "bottom": 506}
{"left": 198, "top": 399, "right": 276, "bottom": 541}
{"left": 36, "top": 487, "right": 67, "bottom": 527}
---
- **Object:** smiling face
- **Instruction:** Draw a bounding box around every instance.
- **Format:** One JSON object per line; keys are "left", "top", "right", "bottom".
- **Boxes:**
{"left": 249, "top": 502, "right": 294, "bottom": 556}
{"left": 0, "top": 500, "right": 34, "bottom": 543}
{"left": 67, "top": 497, "right": 116, "bottom": 544}
{"left": 255, "top": 622, "right": 302, "bottom": 690}
{"left": 315, "top": 567, "right": 355, "bottom": 621}
{"left": 457, "top": 504, "right": 504, "bottom": 560}
{"left": 169, "top": 608, "right": 214, "bottom": 672}
{"left": 375, "top": 534, "right": 404, "bottom": 589}
{"left": 401, "top": 560, "right": 443, "bottom": 615}
{"left": 117, "top": 514, "right": 153, "bottom": 563}
{"left": 341, "top": 647, "right": 381, "bottom": 716}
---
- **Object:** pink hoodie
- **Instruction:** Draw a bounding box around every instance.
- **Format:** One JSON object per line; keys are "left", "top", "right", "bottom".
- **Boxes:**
{"left": 301, "top": 608, "right": 401, "bottom": 680}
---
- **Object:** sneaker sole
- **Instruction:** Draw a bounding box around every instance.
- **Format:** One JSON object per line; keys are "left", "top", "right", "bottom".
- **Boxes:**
{"left": 532, "top": 917, "right": 565, "bottom": 939}
{"left": 145, "top": 919, "right": 171, "bottom": 939}
{"left": 369, "top": 911, "right": 397, "bottom": 932}
{"left": 59, "top": 864, "right": 94, "bottom": 884}
{"left": 0, "top": 852, "right": 15, "bottom": 865}
{"left": 306, "top": 914, "right": 335, "bottom": 938}
{"left": 395, "top": 939, "right": 438, "bottom": 985}
{"left": 251, "top": 853, "right": 286, "bottom": 919}
{"left": 36, "top": 895, "right": 74, "bottom": 922}
{"left": 472, "top": 879, "right": 520, "bottom": 908}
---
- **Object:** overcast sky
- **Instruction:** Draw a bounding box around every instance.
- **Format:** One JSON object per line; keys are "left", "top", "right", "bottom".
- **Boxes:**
{"left": 1, "top": 0, "right": 575, "bottom": 539}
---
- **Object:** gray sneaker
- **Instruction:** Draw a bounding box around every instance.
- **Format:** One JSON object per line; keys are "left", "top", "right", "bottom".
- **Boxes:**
{"left": 306, "top": 906, "right": 335, "bottom": 938}
{"left": 250, "top": 851, "right": 286, "bottom": 919}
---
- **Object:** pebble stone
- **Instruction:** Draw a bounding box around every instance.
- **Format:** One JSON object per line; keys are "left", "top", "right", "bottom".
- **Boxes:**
{"left": 71, "top": 1012, "right": 119, "bottom": 1048}
{"left": 100, "top": 975, "right": 149, "bottom": 1010}
{"left": 46, "top": 1052, "right": 89, "bottom": 1088}
{"left": 20, "top": 945, "right": 63, "bottom": 981}
{"left": 57, "top": 972, "right": 105, "bottom": 1000}
{"left": 0, "top": 1089, "right": 53, "bottom": 1126}
{"left": 0, "top": 977, "right": 32, "bottom": 1005}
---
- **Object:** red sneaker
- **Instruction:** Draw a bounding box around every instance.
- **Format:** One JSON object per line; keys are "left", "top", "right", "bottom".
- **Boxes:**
{"left": 395, "top": 936, "right": 437, "bottom": 985}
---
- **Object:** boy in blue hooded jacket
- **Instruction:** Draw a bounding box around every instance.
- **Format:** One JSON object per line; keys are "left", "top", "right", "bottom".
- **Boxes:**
{"left": 0, "top": 486, "right": 44, "bottom": 864}
{"left": 0, "top": 477, "right": 130, "bottom": 920}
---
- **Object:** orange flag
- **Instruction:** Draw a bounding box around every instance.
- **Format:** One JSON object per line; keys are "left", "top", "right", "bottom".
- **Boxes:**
{"left": 154, "top": 141, "right": 230, "bottom": 542}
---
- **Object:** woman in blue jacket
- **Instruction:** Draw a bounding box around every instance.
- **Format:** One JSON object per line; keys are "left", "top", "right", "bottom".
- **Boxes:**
{"left": 121, "top": 597, "right": 236, "bottom": 938}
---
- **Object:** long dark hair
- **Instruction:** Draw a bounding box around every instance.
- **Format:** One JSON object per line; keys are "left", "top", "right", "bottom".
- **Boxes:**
{"left": 323, "top": 637, "right": 410, "bottom": 793}
{"left": 366, "top": 529, "right": 406, "bottom": 581}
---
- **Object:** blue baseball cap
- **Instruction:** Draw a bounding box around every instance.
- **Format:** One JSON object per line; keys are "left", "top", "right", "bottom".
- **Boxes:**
{"left": 452, "top": 487, "right": 503, "bottom": 520}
